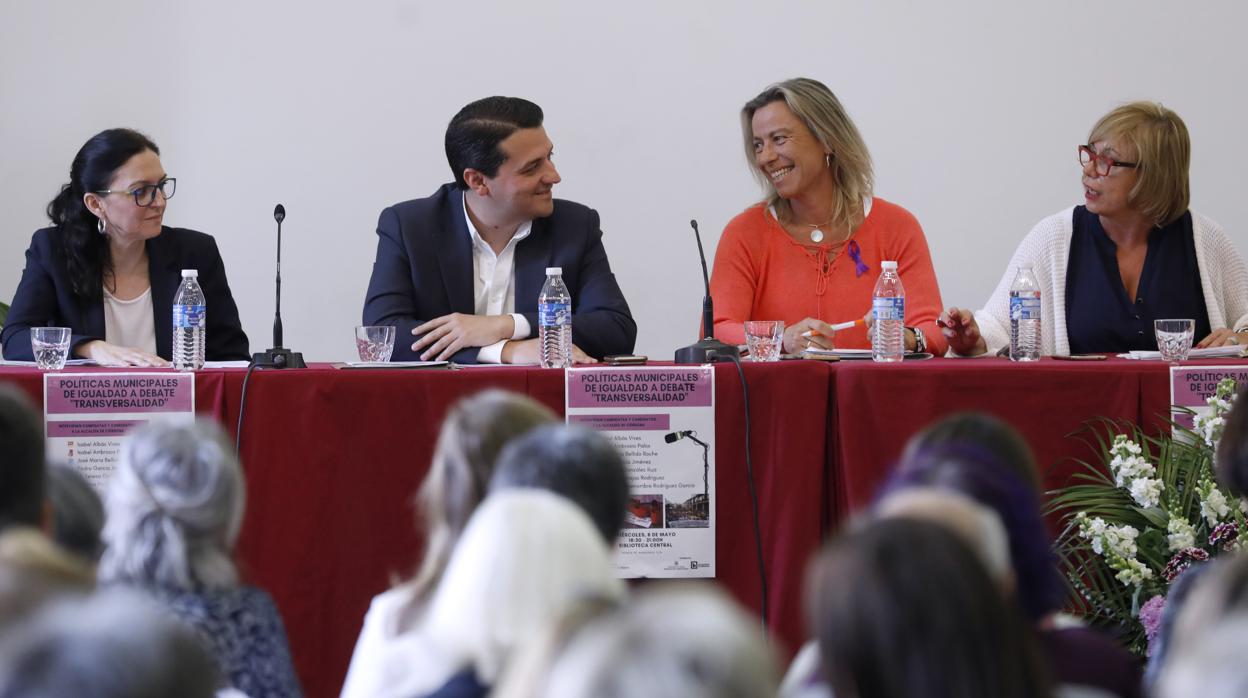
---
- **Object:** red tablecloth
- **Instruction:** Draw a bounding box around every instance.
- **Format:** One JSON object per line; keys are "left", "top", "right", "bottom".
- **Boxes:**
{"left": 0, "top": 361, "right": 831, "bottom": 698}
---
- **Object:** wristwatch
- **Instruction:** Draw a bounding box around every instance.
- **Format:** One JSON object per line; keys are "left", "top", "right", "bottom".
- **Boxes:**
{"left": 907, "top": 326, "right": 926, "bottom": 354}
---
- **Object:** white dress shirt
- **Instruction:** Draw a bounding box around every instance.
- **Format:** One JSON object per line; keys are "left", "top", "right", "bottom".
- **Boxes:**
{"left": 463, "top": 198, "right": 533, "bottom": 363}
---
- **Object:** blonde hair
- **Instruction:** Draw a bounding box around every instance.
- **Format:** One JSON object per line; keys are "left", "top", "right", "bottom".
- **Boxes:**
{"left": 1088, "top": 101, "right": 1190, "bottom": 226}
{"left": 741, "top": 77, "right": 874, "bottom": 233}
{"left": 405, "top": 390, "right": 555, "bottom": 608}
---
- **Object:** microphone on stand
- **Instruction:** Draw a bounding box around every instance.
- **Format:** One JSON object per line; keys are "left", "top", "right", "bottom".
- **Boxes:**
{"left": 664, "top": 430, "right": 694, "bottom": 443}
{"left": 251, "top": 204, "right": 306, "bottom": 368}
{"left": 674, "top": 219, "right": 740, "bottom": 364}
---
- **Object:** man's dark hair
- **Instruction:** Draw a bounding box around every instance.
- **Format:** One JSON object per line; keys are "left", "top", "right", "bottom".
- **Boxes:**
{"left": 0, "top": 387, "right": 45, "bottom": 531}
{"left": 445, "top": 96, "right": 544, "bottom": 189}
{"left": 490, "top": 424, "right": 629, "bottom": 543}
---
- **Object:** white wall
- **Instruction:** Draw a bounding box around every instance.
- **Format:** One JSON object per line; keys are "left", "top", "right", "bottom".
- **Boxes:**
{"left": 2, "top": 0, "right": 1245, "bottom": 360}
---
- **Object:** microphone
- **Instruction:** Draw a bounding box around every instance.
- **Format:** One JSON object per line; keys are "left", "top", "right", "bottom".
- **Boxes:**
{"left": 664, "top": 430, "right": 693, "bottom": 444}
{"left": 251, "top": 204, "right": 306, "bottom": 368}
{"left": 674, "top": 219, "right": 741, "bottom": 364}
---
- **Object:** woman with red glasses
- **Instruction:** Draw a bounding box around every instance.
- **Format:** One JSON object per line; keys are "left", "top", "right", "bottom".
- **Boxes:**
{"left": 941, "top": 102, "right": 1248, "bottom": 356}
{"left": 1, "top": 128, "right": 248, "bottom": 366}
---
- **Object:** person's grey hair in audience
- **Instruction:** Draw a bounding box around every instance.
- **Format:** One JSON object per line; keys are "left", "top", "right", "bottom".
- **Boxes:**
{"left": 98, "top": 419, "right": 244, "bottom": 589}
{"left": 1156, "top": 610, "right": 1248, "bottom": 698}
{"left": 0, "top": 588, "right": 219, "bottom": 698}
{"left": 45, "top": 463, "right": 104, "bottom": 562}
{"left": 0, "top": 386, "right": 46, "bottom": 532}
{"left": 490, "top": 423, "right": 630, "bottom": 543}
{"left": 538, "top": 583, "right": 779, "bottom": 698}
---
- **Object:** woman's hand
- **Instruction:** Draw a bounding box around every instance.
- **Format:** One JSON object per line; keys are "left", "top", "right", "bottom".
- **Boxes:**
{"left": 938, "top": 308, "right": 988, "bottom": 356}
{"left": 1196, "top": 327, "right": 1242, "bottom": 349}
{"left": 783, "top": 317, "right": 837, "bottom": 354}
{"left": 76, "top": 340, "right": 170, "bottom": 367}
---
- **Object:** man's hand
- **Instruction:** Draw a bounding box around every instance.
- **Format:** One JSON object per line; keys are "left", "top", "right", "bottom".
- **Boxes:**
{"left": 501, "top": 339, "right": 599, "bottom": 365}
{"left": 412, "top": 313, "right": 514, "bottom": 361}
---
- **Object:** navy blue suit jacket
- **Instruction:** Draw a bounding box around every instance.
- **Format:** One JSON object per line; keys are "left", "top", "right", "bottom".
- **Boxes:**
{"left": 1, "top": 226, "right": 250, "bottom": 361}
{"left": 362, "top": 183, "right": 636, "bottom": 363}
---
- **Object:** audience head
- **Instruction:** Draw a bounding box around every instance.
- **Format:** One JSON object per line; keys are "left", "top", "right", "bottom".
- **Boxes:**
{"left": 412, "top": 390, "right": 556, "bottom": 601}
{"left": 491, "top": 423, "right": 630, "bottom": 543}
{"left": 1157, "top": 612, "right": 1248, "bottom": 698}
{"left": 1087, "top": 101, "right": 1190, "bottom": 227}
{"left": 807, "top": 518, "right": 1051, "bottom": 698}
{"left": 1167, "top": 553, "right": 1248, "bottom": 664}
{"left": 0, "top": 528, "right": 93, "bottom": 631}
{"left": 46, "top": 128, "right": 161, "bottom": 301}
{"left": 1216, "top": 382, "right": 1248, "bottom": 497}
{"left": 741, "top": 77, "right": 873, "bottom": 228}
{"left": 874, "top": 487, "right": 1013, "bottom": 589}
{"left": 0, "top": 589, "right": 219, "bottom": 698}
{"left": 0, "top": 386, "right": 45, "bottom": 533}
{"left": 45, "top": 464, "right": 104, "bottom": 562}
{"left": 887, "top": 411, "right": 1064, "bottom": 620}
{"left": 538, "top": 584, "right": 779, "bottom": 698}
{"left": 445, "top": 96, "right": 545, "bottom": 190}
{"left": 98, "top": 419, "right": 244, "bottom": 590}
{"left": 425, "top": 489, "right": 625, "bottom": 688}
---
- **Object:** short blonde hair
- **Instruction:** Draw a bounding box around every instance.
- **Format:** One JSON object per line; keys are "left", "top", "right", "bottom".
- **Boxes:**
{"left": 1089, "top": 101, "right": 1190, "bottom": 226}
{"left": 742, "top": 77, "right": 874, "bottom": 233}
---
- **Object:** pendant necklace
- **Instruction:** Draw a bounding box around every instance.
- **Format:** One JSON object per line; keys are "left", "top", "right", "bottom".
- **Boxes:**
{"left": 798, "top": 214, "right": 837, "bottom": 244}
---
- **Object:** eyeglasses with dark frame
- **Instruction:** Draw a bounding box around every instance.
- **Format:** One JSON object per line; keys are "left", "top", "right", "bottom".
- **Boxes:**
{"left": 94, "top": 177, "right": 177, "bottom": 207}
{"left": 1078, "top": 146, "right": 1137, "bottom": 177}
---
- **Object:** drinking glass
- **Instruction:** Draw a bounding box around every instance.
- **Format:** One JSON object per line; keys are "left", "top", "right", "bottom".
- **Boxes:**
{"left": 355, "top": 326, "right": 395, "bottom": 362}
{"left": 744, "top": 321, "right": 784, "bottom": 362}
{"left": 1154, "top": 319, "right": 1194, "bottom": 363}
{"left": 31, "top": 327, "right": 72, "bottom": 370}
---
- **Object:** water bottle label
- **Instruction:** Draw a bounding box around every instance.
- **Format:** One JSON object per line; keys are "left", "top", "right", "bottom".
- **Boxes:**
{"left": 1010, "top": 296, "right": 1041, "bottom": 321}
{"left": 872, "top": 297, "right": 904, "bottom": 322}
{"left": 174, "top": 305, "right": 206, "bottom": 328}
{"left": 539, "top": 302, "right": 571, "bottom": 327}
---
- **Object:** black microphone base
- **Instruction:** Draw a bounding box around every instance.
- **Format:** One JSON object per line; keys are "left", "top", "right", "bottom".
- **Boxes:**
{"left": 674, "top": 338, "right": 740, "bottom": 364}
{"left": 251, "top": 347, "right": 306, "bottom": 369}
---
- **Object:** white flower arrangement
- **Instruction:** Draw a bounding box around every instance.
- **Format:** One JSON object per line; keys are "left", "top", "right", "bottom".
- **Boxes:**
{"left": 1051, "top": 376, "right": 1246, "bottom": 656}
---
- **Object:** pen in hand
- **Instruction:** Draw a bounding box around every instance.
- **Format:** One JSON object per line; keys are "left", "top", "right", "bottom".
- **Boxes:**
{"left": 802, "top": 317, "right": 866, "bottom": 338}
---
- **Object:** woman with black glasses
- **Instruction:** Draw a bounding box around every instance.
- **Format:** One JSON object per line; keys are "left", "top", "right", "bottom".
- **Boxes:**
{"left": 940, "top": 102, "right": 1248, "bottom": 356}
{"left": 1, "top": 128, "right": 248, "bottom": 365}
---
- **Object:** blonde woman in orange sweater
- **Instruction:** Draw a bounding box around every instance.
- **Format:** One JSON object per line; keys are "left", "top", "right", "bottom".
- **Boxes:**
{"left": 710, "top": 78, "right": 946, "bottom": 355}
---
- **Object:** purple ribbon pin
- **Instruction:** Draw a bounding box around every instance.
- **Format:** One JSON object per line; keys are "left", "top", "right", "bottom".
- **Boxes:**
{"left": 848, "top": 241, "right": 870, "bottom": 277}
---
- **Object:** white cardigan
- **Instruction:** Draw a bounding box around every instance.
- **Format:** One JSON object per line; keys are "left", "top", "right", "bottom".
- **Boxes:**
{"left": 970, "top": 207, "right": 1248, "bottom": 357}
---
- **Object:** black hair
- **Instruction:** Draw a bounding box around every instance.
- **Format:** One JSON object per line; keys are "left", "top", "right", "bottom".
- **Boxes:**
{"left": 46, "top": 128, "right": 159, "bottom": 302}
{"left": 808, "top": 519, "right": 1053, "bottom": 698}
{"left": 490, "top": 424, "right": 630, "bottom": 543}
{"left": 0, "top": 386, "right": 46, "bottom": 531}
{"left": 444, "top": 96, "right": 543, "bottom": 190}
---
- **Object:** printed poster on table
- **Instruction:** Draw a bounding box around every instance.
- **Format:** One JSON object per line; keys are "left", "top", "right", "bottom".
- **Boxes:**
{"left": 44, "top": 373, "right": 195, "bottom": 492}
{"left": 1170, "top": 365, "right": 1248, "bottom": 433}
{"left": 566, "top": 366, "right": 715, "bottom": 579}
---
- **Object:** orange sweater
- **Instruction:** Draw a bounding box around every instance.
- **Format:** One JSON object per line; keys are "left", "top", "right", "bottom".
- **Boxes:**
{"left": 709, "top": 198, "right": 947, "bottom": 355}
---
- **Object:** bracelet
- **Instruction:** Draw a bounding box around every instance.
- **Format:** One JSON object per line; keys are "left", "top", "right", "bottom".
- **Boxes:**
{"left": 906, "top": 326, "right": 926, "bottom": 354}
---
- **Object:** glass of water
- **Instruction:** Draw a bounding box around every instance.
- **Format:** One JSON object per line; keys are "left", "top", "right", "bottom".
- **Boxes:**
{"left": 1154, "top": 319, "right": 1194, "bottom": 363}
{"left": 31, "top": 327, "right": 72, "bottom": 370}
{"left": 355, "top": 326, "right": 395, "bottom": 362}
{"left": 744, "top": 320, "right": 784, "bottom": 362}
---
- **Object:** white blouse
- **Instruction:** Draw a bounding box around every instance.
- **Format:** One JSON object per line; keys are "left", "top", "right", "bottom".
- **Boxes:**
{"left": 103, "top": 286, "right": 157, "bottom": 355}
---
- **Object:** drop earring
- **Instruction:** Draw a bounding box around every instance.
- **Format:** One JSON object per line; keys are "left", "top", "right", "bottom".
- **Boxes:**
{"left": 97, "top": 218, "right": 107, "bottom": 235}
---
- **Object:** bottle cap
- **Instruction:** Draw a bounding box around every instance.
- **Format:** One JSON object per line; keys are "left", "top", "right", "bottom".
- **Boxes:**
{"left": 181, "top": 269, "right": 199, "bottom": 278}
{"left": 546, "top": 267, "right": 562, "bottom": 275}
{"left": 881, "top": 261, "right": 898, "bottom": 271}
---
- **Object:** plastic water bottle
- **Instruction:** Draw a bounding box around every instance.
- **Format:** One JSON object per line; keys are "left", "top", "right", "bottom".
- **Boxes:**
{"left": 1009, "top": 265, "right": 1041, "bottom": 362}
{"left": 539, "top": 267, "right": 572, "bottom": 368}
{"left": 172, "top": 269, "right": 206, "bottom": 371}
{"left": 872, "top": 260, "right": 905, "bottom": 363}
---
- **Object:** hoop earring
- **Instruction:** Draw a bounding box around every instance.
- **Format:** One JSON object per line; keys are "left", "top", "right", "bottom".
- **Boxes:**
{"left": 825, "top": 153, "right": 833, "bottom": 168}
{"left": 97, "top": 218, "right": 107, "bottom": 235}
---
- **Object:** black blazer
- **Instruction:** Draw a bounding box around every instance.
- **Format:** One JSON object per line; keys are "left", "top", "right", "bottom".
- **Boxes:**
{"left": 362, "top": 183, "right": 636, "bottom": 363}
{"left": 1, "top": 226, "right": 250, "bottom": 361}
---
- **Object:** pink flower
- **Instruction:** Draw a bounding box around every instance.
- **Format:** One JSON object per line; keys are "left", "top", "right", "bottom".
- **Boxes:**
{"left": 1139, "top": 594, "right": 1166, "bottom": 656}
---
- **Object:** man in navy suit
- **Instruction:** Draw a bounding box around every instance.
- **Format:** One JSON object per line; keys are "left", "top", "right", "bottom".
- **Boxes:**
{"left": 362, "top": 96, "right": 636, "bottom": 364}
